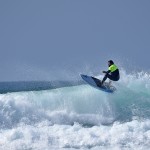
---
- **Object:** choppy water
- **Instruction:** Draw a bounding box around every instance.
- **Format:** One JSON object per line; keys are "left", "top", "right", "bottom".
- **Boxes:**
{"left": 0, "top": 70, "right": 150, "bottom": 150}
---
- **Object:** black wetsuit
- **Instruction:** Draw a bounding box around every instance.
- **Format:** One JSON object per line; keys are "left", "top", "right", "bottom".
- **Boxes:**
{"left": 102, "top": 68, "right": 120, "bottom": 84}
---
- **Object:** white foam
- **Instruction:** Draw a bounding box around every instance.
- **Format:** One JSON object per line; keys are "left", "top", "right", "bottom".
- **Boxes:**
{"left": 0, "top": 120, "right": 150, "bottom": 150}
{"left": 0, "top": 69, "right": 150, "bottom": 149}
{"left": 0, "top": 85, "right": 116, "bottom": 127}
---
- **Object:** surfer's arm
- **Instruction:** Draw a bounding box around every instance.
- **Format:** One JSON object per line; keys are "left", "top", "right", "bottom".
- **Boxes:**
{"left": 102, "top": 70, "right": 111, "bottom": 74}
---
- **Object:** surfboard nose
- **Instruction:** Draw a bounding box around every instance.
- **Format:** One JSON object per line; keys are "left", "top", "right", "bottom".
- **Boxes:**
{"left": 80, "top": 74, "right": 87, "bottom": 79}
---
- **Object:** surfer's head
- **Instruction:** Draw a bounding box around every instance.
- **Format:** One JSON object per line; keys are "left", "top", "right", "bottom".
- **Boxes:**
{"left": 108, "top": 60, "right": 114, "bottom": 66}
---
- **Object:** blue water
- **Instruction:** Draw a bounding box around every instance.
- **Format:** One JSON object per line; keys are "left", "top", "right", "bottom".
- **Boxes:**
{"left": 0, "top": 70, "right": 150, "bottom": 149}
{"left": 0, "top": 80, "right": 83, "bottom": 94}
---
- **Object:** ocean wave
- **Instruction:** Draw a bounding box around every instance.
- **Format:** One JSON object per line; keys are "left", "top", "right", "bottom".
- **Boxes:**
{"left": 0, "top": 70, "right": 150, "bottom": 127}
{"left": 0, "top": 70, "right": 150, "bottom": 149}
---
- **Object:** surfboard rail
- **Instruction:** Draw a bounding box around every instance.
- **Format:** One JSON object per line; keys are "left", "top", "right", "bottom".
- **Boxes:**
{"left": 80, "top": 74, "right": 116, "bottom": 93}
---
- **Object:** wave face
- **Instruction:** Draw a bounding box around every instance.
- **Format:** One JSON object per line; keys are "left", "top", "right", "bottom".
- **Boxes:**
{"left": 0, "top": 70, "right": 150, "bottom": 149}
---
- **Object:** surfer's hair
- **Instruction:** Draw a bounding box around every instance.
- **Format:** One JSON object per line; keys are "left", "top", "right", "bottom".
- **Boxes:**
{"left": 108, "top": 60, "right": 114, "bottom": 64}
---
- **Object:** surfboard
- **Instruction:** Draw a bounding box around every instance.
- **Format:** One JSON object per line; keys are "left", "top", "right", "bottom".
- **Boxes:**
{"left": 80, "top": 74, "right": 116, "bottom": 93}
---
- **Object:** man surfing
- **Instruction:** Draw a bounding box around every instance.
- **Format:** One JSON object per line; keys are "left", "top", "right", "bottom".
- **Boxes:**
{"left": 101, "top": 60, "right": 120, "bottom": 86}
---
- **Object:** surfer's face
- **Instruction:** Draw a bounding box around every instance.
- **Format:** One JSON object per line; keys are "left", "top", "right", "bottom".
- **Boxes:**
{"left": 108, "top": 62, "right": 111, "bottom": 67}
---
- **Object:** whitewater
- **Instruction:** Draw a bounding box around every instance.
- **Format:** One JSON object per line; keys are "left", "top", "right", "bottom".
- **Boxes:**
{"left": 0, "top": 70, "right": 150, "bottom": 150}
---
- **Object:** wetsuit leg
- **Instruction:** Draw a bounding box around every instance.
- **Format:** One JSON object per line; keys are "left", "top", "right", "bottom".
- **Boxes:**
{"left": 101, "top": 73, "right": 110, "bottom": 84}
{"left": 102, "top": 73, "right": 119, "bottom": 84}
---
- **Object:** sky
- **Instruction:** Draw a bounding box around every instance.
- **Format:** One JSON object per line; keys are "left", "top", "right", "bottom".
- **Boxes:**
{"left": 0, "top": 0, "right": 150, "bottom": 81}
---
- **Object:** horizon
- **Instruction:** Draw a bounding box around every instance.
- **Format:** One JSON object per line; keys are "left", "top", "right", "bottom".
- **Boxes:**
{"left": 0, "top": 0, "right": 150, "bottom": 81}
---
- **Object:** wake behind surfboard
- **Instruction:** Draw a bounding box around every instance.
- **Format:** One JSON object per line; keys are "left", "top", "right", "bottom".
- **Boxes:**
{"left": 80, "top": 74, "right": 116, "bottom": 93}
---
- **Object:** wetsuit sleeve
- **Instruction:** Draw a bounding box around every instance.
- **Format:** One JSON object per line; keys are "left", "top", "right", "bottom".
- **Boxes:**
{"left": 106, "top": 70, "right": 111, "bottom": 74}
{"left": 103, "top": 70, "right": 111, "bottom": 74}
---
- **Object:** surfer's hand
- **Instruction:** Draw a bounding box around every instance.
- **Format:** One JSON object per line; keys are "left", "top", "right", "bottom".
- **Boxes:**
{"left": 102, "top": 71, "right": 106, "bottom": 73}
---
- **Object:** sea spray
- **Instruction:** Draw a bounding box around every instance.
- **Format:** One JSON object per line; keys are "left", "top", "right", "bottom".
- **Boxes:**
{"left": 0, "top": 70, "right": 150, "bottom": 149}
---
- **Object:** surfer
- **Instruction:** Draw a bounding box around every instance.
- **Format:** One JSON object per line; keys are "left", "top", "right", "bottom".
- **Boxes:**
{"left": 101, "top": 60, "right": 120, "bottom": 85}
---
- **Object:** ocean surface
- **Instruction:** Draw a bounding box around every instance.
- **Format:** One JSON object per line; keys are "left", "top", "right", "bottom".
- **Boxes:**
{"left": 0, "top": 70, "right": 150, "bottom": 150}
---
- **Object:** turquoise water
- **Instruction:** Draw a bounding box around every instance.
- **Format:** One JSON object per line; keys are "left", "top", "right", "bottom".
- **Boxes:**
{"left": 0, "top": 70, "right": 150, "bottom": 149}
